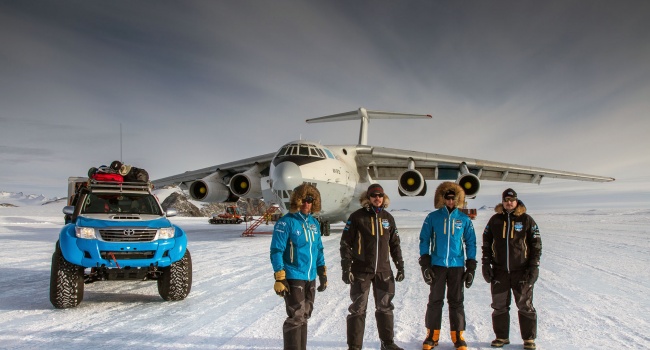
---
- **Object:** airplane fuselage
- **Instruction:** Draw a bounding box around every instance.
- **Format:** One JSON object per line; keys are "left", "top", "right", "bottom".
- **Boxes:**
{"left": 264, "top": 141, "right": 370, "bottom": 223}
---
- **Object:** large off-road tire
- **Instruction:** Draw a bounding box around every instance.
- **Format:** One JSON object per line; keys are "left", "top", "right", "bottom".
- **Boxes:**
{"left": 49, "top": 246, "right": 85, "bottom": 309}
{"left": 157, "top": 249, "right": 192, "bottom": 301}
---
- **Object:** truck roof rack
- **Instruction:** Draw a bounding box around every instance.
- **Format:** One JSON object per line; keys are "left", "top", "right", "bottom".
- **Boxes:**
{"left": 88, "top": 180, "right": 152, "bottom": 192}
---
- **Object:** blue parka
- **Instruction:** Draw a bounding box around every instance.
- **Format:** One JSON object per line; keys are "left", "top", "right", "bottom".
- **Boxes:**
{"left": 270, "top": 211, "right": 325, "bottom": 281}
{"left": 420, "top": 206, "right": 477, "bottom": 268}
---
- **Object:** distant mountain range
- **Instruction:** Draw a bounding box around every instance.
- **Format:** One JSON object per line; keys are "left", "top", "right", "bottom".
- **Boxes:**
{"left": 0, "top": 191, "right": 65, "bottom": 206}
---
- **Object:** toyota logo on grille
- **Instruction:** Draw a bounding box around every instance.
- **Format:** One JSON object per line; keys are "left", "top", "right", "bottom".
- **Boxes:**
{"left": 123, "top": 229, "right": 135, "bottom": 236}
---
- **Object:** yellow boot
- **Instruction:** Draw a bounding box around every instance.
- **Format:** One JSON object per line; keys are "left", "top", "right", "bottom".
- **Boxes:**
{"left": 450, "top": 330, "right": 467, "bottom": 350}
{"left": 422, "top": 329, "right": 439, "bottom": 350}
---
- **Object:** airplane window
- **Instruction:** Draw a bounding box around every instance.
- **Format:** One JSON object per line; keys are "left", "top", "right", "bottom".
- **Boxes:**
{"left": 288, "top": 146, "right": 297, "bottom": 155}
{"left": 277, "top": 146, "right": 288, "bottom": 156}
{"left": 309, "top": 147, "right": 319, "bottom": 157}
{"left": 316, "top": 148, "right": 325, "bottom": 158}
{"left": 299, "top": 145, "right": 309, "bottom": 155}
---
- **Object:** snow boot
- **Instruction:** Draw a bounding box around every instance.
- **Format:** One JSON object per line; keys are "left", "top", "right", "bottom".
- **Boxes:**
{"left": 348, "top": 347, "right": 361, "bottom": 350}
{"left": 491, "top": 338, "right": 510, "bottom": 347}
{"left": 451, "top": 330, "right": 467, "bottom": 350}
{"left": 523, "top": 340, "right": 536, "bottom": 349}
{"left": 380, "top": 340, "right": 404, "bottom": 350}
{"left": 422, "top": 328, "right": 440, "bottom": 350}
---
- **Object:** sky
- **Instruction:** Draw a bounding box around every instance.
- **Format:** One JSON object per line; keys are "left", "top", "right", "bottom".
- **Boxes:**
{"left": 1, "top": 199, "right": 649, "bottom": 349}
{"left": 1, "top": 1, "right": 649, "bottom": 209}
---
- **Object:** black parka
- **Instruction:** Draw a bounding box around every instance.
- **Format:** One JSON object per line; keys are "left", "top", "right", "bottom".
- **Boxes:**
{"left": 482, "top": 201, "right": 542, "bottom": 272}
{"left": 340, "top": 193, "right": 404, "bottom": 274}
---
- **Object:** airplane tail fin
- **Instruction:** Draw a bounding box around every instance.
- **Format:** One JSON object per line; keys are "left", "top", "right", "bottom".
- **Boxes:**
{"left": 306, "top": 107, "right": 431, "bottom": 145}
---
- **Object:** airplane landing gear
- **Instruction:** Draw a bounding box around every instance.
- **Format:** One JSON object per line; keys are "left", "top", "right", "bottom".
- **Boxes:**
{"left": 319, "top": 220, "right": 330, "bottom": 236}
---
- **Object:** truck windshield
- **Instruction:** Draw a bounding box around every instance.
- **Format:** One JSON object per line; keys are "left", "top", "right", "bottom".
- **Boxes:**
{"left": 81, "top": 193, "right": 163, "bottom": 215}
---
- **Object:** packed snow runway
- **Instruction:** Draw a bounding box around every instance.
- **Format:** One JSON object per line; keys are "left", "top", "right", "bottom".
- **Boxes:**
{"left": 0, "top": 203, "right": 649, "bottom": 350}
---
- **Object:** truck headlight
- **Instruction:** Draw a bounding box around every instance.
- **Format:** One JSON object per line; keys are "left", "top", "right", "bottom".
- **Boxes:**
{"left": 159, "top": 227, "right": 175, "bottom": 239}
{"left": 75, "top": 227, "right": 96, "bottom": 239}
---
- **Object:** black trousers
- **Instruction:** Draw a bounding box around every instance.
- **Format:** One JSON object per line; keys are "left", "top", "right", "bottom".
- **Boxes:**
{"left": 347, "top": 271, "right": 396, "bottom": 348}
{"left": 283, "top": 279, "right": 316, "bottom": 350}
{"left": 425, "top": 266, "right": 466, "bottom": 332}
{"left": 490, "top": 269, "right": 537, "bottom": 340}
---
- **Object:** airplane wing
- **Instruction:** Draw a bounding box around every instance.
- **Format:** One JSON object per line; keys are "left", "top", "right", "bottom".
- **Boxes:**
{"left": 355, "top": 145, "right": 614, "bottom": 184}
{"left": 152, "top": 152, "right": 275, "bottom": 190}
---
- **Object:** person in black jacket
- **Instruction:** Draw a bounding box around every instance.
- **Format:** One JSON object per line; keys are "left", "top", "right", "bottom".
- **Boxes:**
{"left": 482, "top": 188, "right": 542, "bottom": 350}
{"left": 340, "top": 183, "right": 405, "bottom": 350}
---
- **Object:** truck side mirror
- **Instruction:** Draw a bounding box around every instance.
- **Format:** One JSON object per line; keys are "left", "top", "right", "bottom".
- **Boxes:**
{"left": 165, "top": 209, "right": 178, "bottom": 217}
{"left": 62, "top": 206, "right": 75, "bottom": 215}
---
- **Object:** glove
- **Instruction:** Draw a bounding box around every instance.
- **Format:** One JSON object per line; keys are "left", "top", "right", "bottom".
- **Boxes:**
{"left": 419, "top": 254, "right": 435, "bottom": 285}
{"left": 342, "top": 269, "right": 355, "bottom": 284}
{"left": 317, "top": 265, "right": 328, "bottom": 292}
{"left": 273, "top": 270, "right": 290, "bottom": 297}
{"left": 464, "top": 259, "right": 477, "bottom": 288}
{"left": 395, "top": 263, "right": 405, "bottom": 282}
{"left": 342, "top": 259, "right": 355, "bottom": 285}
{"left": 525, "top": 265, "right": 539, "bottom": 285}
{"left": 482, "top": 264, "right": 494, "bottom": 283}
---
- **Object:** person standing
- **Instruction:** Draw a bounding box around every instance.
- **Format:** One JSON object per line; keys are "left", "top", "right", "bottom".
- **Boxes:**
{"left": 340, "top": 183, "right": 405, "bottom": 350}
{"left": 270, "top": 184, "right": 327, "bottom": 350}
{"left": 482, "top": 188, "right": 542, "bottom": 350}
{"left": 419, "top": 182, "right": 477, "bottom": 350}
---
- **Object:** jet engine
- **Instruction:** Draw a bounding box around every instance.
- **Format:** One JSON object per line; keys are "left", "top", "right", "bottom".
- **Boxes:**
{"left": 456, "top": 163, "right": 480, "bottom": 198}
{"left": 229, "top": 172, "right": 262, "bottom": 198}
{"left": 398, "top": 168, "right": 427, "bottom": 196}
{"left": 189, "top": 173, "right": 238, "bottom": 202}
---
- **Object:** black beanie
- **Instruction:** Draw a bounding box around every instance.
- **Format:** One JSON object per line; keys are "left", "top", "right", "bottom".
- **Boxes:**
{"left": 367, "top": 183, "right": 384, "bottom": 195}
{"left": 502, "top": 188, "right": 517, "bottom": 200}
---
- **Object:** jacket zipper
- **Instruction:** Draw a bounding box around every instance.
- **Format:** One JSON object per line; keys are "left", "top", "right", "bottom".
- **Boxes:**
{"left": 299, "top": 213, "right": 313, "bottom": 281}
{"left": 374, "top": 214, "right": 379, "bottom": 274}
{"left": 506, "top": 213, "right": 511, "bottom": 273}
{"left": 445, "top": 208, "right": 452, "bottom": 267}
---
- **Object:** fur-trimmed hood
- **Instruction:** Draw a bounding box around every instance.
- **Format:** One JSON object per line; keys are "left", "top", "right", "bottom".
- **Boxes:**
{"left": 289, "top": 183, "right": 322, "bottom": 213}
{"left": 434, "top": 182, "right": 465, "bottom": 209}
{"left": 494, "top": 200, "right": 527, "bottom": 216}
{"left": 359, "top": 190, "right": 391, "bottom": 209}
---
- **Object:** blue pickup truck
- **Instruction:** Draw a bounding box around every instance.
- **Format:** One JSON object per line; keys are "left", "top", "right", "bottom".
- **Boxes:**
{"left": 50, "top": 178, "right": 192, "bottom": 308}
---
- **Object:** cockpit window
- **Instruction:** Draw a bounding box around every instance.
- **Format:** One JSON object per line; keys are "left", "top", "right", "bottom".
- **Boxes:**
{"left": 275, "top": 143, "right": 326, "bottom": 159}
{"left": 323, "top": 148, "right": 335, "bottom": 159}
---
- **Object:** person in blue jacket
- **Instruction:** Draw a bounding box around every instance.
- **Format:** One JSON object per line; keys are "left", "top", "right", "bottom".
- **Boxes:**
{"left": 270, "top": 183, "right": 327, "bottom": 350}
{"left": 418, "top": 182, "right": 477, "bottom": 350}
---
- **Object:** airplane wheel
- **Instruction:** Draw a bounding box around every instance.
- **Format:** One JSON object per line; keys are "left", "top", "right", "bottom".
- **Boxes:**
{"left": 320, "top": 221, "right": 330, "bottom": 236}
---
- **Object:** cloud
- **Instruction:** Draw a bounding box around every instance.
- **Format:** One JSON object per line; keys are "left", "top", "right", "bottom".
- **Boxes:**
{"left": 0, "top": 0, "right": 648, "bottom": 202}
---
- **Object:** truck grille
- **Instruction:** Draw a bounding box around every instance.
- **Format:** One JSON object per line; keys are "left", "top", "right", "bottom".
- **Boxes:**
{"left": 98, "top": 228, "right": 157, "bottom": 242}
{"left": 100, "top": 251, "right": 156, "bottom": 260}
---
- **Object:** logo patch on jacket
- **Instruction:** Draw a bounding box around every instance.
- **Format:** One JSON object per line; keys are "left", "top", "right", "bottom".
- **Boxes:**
{"left": 310, "top": 224, "right": 318, "bottom": 232}
{"left": 295, "top": 230, "right": 302, "bottom": 236}
{"left": 514, "top": 222, "right": 523, "bottom": 232}
{"left": 382, "top": 219, "right": 390, "bottom": 229}
{"left": 532, "top": 224, "right": 540, "bottom": 237}
{"left": 454, "top": 220, "right": 463, "bottom": 229}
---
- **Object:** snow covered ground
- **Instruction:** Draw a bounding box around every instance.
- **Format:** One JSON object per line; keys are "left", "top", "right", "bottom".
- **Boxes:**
{"left": 0, "top": 196, "right": 649, "bottom": 350}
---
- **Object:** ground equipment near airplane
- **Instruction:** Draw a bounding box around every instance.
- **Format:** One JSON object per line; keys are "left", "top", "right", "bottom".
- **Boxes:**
{"left": 208, "top": 206, "right": 249, "bottom": 224}
{"left": 153, "top": 108, "right": 614, "bottom": 232}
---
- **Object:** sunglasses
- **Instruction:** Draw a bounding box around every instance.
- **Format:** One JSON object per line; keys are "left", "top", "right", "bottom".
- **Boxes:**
{"left": 303, "top": 196, "right": 314, "bottom": 203}
{"left": 444, "top": 196, "right": 456, "bottom": 200}
{"left": 369, "top": 193, "right": 384, "bottom": 198}
{"left": 503, "top": 198, "right": 517, "bottom": 203}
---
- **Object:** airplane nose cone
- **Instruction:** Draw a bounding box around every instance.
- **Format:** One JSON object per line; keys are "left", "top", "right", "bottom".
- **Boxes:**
{"left": 272, "top": 161, "right": 303, "bottom": 190}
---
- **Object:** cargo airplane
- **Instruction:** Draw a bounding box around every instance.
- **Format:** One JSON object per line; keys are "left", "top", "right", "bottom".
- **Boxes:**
{"left": 152, "top": 108, "right": 614, "bottom": 235}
